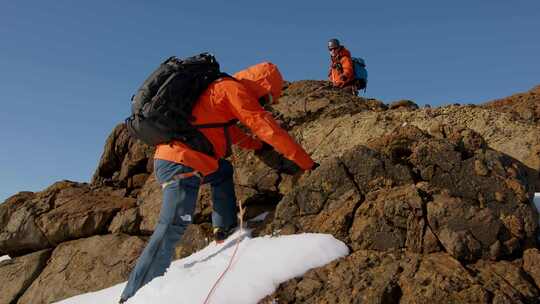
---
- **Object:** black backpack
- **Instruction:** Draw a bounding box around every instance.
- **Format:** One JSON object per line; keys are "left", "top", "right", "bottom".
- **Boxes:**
{"left": 125, "top": 53, "right": 232, "bottom": 156}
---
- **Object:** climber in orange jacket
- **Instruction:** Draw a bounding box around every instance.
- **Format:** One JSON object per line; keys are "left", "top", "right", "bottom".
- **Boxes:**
{"left": 154, "top": 62, "right": 315, "bottom": 175}
{"left": 120, "top": 61, "right": 317, "bottom": 303}
{"left": 328, "top": 38, "right": 357, "bottom": 93}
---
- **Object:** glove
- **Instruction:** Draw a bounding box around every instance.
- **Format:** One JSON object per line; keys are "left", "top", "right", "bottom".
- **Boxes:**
{"left": 280, "top": 158, "right": 302, "bottom": 175}
{"left": 254, "top": 143, "right": 301, "bottom": 175}
{"left": 255, "top": 143, "right": 282, "bottom": 170}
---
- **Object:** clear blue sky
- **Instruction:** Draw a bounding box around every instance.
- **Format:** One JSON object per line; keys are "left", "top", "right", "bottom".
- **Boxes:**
{"left": 1, "top": 0, "right": 539, "bottom": 201}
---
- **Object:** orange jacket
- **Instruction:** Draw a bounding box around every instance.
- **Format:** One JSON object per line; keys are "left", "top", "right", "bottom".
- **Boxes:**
{"left": 154, "top": 64, "right": 315, "bottom": 175}
{"left": 328, "top": 47, "right": 355, "bottom": 87}
{"left": 233, "top": 62, "right": 282, "bottom": 104}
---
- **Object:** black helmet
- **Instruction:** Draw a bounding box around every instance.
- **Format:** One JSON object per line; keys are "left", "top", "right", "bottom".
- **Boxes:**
{"left": 328, "top": 38, "right": 341, "bottom": 50}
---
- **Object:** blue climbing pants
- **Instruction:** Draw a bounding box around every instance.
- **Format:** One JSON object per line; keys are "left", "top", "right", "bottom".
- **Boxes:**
{"left": 120, "top": 158, "right": 237, "bottom": 300}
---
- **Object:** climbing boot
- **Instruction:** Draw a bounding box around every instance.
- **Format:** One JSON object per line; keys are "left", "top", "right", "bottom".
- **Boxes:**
{"left": 213, "top": 226, "right": 236, "bottom": 244}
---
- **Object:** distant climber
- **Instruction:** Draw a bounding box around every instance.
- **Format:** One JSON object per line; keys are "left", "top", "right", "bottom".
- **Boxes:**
{"left": 120, "top": 56, "right": 318, "bottom": 303}
{"left": 328, "top": 38, "right": 368, "bottom": 95}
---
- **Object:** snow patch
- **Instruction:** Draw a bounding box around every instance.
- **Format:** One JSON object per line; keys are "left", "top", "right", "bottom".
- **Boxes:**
{"left": 534, "top": 193, "right": 540, "bottom": 215}
{"left": 249, "top": 211, "right": 269, "bottom": 222}
{"left": 535, "top": 193, "right": 540, "bottom": 240}
{"left": 55, "top": 232, "right": 348, "bottom": 304}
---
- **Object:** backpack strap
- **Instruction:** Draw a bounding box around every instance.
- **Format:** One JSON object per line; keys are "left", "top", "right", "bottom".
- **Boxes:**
{"left": 193, "top": 119, "right": 239, "bottom": 157}
{"left": 189, "top": 74, "right": 241, "bottom": 157}
{"left": 193, "top": 119, "right": 238, "bottom": 129}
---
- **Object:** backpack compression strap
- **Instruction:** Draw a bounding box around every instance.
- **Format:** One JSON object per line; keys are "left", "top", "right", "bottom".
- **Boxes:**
{"left": 193, "top": 119, "right": 239, "bottom": 157}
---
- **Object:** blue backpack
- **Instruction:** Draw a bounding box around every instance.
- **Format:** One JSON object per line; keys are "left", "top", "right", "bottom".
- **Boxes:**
{"left": 352, "top": 57, "right": 368, "bottom": 91}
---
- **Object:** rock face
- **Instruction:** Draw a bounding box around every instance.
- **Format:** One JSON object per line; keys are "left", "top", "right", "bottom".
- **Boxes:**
{"left": 269, "top": 126, "right": 537, "bottom": 261}
{"left": 482, "top": 84, "right": 540, "bottom": 123}
{"left": 0, "top": 181, "right": 136, "bottom": 256}
{"left": 523, "top": 248, "right": 540, "bottom": 289}
{"left": 260, "top": 125, "right": 538, "bottom": 303}
{"left": 0, "top": 249, "right": 51, "bottom": 304}
{"left": 35, "top": 184, "right": 137, "bottom": 246}
{"left": 389, "top": 99, "right": 419, "bottom": 111}
{"left": 18, "top": 234, "right": 145, "bottom": 304}
{"left": 1, "top": 80, "right": 539, "bottom": 303}
{"left": 265, "top": 82, "right": 540, "bottom": 194}
{"left": 261, "top": 251, "right": 540, "bottom": 304}
{"left": 91, "top": 123, "right": 155, "bottom": 192}
{"left": 0, "top": 192, "right": 50, "bottom": 256}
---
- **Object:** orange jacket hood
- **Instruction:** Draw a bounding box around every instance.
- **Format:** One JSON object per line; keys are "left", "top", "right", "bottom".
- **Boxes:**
{"left": 233, "top": 62, "right": 283, "bottom": 104}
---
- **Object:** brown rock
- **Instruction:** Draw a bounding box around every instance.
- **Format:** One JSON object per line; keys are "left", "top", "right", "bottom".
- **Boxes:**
{"left": 233, "top": 147, "right": 281, "bottom": 192}
{"left": 501, "top": 215, "right": 525, "bottom": 239}
{"left": 237, "top": 185, "right": 280, "bottom": 223}
{"left": 458, "top": 128, "right": 487, "bottom": 153}
{"left": 274, "top": 126, "right": 537, "bottom": 264}
{"left": 494, "top": 191, "right": 505, "bottom": 202}
{"left": 118, "top": 141, "right": 154, "bottom": 183}
{"left": 427, "top": 194, "right": 498, "bottom": 261}
{"left": 137, "top": 173, "right": 162, "bottom": 234}
{"left": 482, "top": 84, "right": 540, "bottom": 123}
{"left": 278, "top": 82, "right": 540, "bottom": 193}
{"left": 0, "top": 192, "right": 50, "bottom": 256}
{"left": 474, "top": 159, "right": 489, "bottom": 176}
{"left": 91, "top": 123, "right": 154, "bottom": 187}
{"left": 265, "top": 251, "right": 496, "bottom": 304}
{"left": 471, "top": 260, "right": 540, "bottom": 302}
{"left": 422, "top": 226, "right": 442, "bottom": 253}
{"left": 194, "top": 185, "right": 216, "bottom": 224}
{"left": 272, "top": 155, "right": 368, "bottom": 240}
{"left": 0, "top": 249, "right": 51, "bottom": 304}
{"left": 389, "top": 100, "right": 419, "bottom": 111}
{"left": 523, "top": 248, "right": 540, "bottom": 289}
{"left": 127, "top": 173, "right": 150, "bottom": 190}
{"left": 174, "top": 223, "right": 213, "bottom": 259}
{"left": 350, "top": 185, "right": 426, "bottom": 252}
{"left": 18, "top": 234, "right": 146, "bottom": 304}
{"left": 1, "top": 181, "right": 141, "bottom": 256}
{"left": 108, "top": 208, "right": 141, "bottom": 234}
{"left": 35, "top": 184, "right": 136, "bottom": 245}
{"left": 278, "top": 250, "right": 404, "bottom": 303}
{"left": 272, "top": 80, "right": 386, "bottom": 130}
{"left": 91, "top": 124, "right": 131, "bottom": 185}
{"left": 399, "top": 253, "right": 489, "bottom": 303}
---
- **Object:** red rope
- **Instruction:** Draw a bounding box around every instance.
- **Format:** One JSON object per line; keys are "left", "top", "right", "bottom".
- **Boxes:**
{"left": 201, "top": 230, "right": 243, "bottom": 304}
{"left": 202, "top": 201, "right": 245, "bottom": 304}
{"left": 202, "top": 136, "right": 250, "bottom": 304}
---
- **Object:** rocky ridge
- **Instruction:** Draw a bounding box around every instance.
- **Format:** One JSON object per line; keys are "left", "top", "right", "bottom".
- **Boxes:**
{"left": 0, "top": 81, "right": 539, "bottom": 304}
